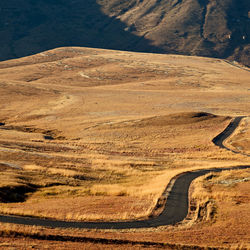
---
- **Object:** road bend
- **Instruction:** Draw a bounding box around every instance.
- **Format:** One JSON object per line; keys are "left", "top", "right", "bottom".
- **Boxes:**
{"left": 0, "top": 116, "right": 249, "bottom": 229}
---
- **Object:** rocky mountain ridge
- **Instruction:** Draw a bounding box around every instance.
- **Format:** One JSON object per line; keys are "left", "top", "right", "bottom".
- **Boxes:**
{"left": 0, "top": 0, "right": 249, "bottom": 65}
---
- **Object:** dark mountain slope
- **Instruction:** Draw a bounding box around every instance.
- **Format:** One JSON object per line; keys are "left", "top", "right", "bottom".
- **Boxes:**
{"left": 0, "top": 0, "right": 249, "bottom": 65}
{"left": 0, "top": 0, "right": 159, "bottom": 61}
{"left": 100, "top": 0, "right": 249, "bottom": 66}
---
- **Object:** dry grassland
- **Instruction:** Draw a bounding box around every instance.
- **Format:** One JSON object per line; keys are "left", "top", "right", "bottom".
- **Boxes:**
{"left": 0, "top": 168, "right": 249, "bottom": 248}
{"left": 225, "top": 117, "right": 250, "bottom": 155}
{"left": 0, "top": 47, "right": 249, "bottom": 247}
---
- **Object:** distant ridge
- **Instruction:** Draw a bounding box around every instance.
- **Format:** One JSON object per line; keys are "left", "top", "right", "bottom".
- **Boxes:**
{"left": 0, "top": 0, "right": 249, "bottom": 66}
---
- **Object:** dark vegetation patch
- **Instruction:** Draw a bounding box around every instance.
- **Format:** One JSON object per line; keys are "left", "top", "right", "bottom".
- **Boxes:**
{"left": 192, "top": 112, "right": 214, "bottom": 118}
{"left": 0, "top": 125, "right": 65, "bottom": 140}
{"left": 72, "top": 175, "right": 94, "bottom": 181}
{"left": 205, "top": 174, "right": 217, "bottom": 181}
{"left": 44, "top": 135, "right": 54, "bottom": 140}
{"left": 0, "top": 184, "right": 38, "bottom": 203}
{"left": 0, "top": 230, "right": 212, "bottom": 249}
{"left": 125, "top": 112, "right": 221, "bottom": 128}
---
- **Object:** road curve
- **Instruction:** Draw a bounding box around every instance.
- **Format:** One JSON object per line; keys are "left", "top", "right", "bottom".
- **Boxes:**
{"left": 212, "top": 116, "right": 250, "bottom": 157}
{"left": 0, "top": 116, "right": 249, "bottom": 229}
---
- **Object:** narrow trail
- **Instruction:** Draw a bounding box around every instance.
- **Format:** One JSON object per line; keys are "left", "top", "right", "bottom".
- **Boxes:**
{"left": 0, "top": 162, "right": 21, "bottom": 170}
{"left": 0, "top": 116, "right": 249, "bottom": 229}
{"left": 223, "top": 60, "right": 250, "bottom": 73}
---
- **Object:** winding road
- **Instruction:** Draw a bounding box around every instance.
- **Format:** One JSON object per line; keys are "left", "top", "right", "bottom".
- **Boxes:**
{"left": 212, "top": 116, "right": 250, "bottom": 157}
{"left": 0, "top": 116, "right": 249, "bottom": 229}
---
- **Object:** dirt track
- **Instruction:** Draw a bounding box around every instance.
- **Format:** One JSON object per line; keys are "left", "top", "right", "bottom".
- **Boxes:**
{"left": 0, "top": 116, "right": 249, "bottom": 229}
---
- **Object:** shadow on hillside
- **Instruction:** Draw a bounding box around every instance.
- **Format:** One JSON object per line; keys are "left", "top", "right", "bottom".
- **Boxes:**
{"left": 0, "top": 0, "right": 162, "bottom": 61}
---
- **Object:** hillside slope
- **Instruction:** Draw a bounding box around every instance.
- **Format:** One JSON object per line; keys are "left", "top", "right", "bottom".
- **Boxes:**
{"left": 0, "top": 0, "right": 249, "bottom": 65}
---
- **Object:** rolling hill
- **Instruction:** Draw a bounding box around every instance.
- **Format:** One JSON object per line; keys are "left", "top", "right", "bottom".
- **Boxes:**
{"left": 0, "top": 47, "right": 249, "bottom": 248}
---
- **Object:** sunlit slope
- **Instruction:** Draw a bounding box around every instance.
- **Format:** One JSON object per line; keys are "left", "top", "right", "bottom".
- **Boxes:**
{"left": 0, "top": 47, "right": 249, "bottom": 140}
{"left": 0, "top": 47, "right": 249, "bottom": 225}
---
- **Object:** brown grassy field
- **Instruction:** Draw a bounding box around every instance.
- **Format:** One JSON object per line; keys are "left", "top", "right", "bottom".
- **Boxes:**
{"left": 0, "top": 169, "right": 249, "bottom": 249}
{"left": 0, "top": 47, "right": 249, "bottom": 248}
{"left": 225, "top": 117, "right": 250, "bottom": 155}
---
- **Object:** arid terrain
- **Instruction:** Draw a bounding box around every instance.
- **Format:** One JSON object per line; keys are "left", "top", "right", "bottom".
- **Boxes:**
{"left": 0, "top": 47, "right": 249, "bottom": 248}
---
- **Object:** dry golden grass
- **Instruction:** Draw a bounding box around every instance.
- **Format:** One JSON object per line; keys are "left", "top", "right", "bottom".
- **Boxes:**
{"left": 225, "top": 117, "right": 250, "bottom": 155}
{"left": 187, "top": 168, "right": 250, "bottom": 228}
{"left": 1, "top": 119, "right": 248, "bottom": 222}
{"left": 22, "top": 164, "right": 44, "bottom": 171}
{"left": 191, "top": 169, "right": 250, "bottom": 202}
{"left": 0, "top": 167, "right": 249, "bottom": 248}
{"left": 0, "top": 47, "right": 249, "bottom": 248}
